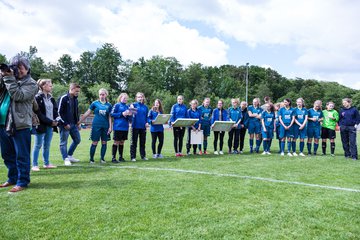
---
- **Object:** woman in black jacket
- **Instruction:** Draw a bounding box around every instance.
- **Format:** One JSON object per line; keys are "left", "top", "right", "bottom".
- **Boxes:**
{"left": 31, "top": 79, "right": 59, "bottom": 171}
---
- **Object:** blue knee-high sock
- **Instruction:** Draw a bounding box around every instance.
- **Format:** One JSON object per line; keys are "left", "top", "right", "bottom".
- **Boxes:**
{"left": 292, "top": 141, "right": 296, "bottom": 152}
{"left": 281, "top": 141, "right": 285, "bottom": 153}
{"left": 101, "top": 144, "right": 107, "bottom": 160}
{"left": 204, "top": 140, "right": 208, "bottom": 151}
{"left": 287, "top": 142, "right": 292, "bottom": 153}
{"left": 267, "top": 140, "right": 271, "bottom": 152}
{"left": 314, "top": 143, "right": 319, "bottom": 154}
{"left": 263, "top": 140, "right": 268, "bottom": 151}
{"left": 279, "top": 140, "right": 282, "bottom": 153}
{"left": 90, "top": 144, "right": 97, "bottom": 161}
{"left": 307, "top": 143, "right": 312, "bottom": 154}
{"left": 300, "top": 142, "right": 304, "bottom": 153}
{"left": 250, "top": 139, "right": 254, "bottom": 150}
{"left": 256, "top": 139, "right": 261, "bottom": 149}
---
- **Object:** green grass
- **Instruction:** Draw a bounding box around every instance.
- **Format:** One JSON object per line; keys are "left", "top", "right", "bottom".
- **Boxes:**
{"left": 0, "top": 129, "right": 359, "bottom": 239}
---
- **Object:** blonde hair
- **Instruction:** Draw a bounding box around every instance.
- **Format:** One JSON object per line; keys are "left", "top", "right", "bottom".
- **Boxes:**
{"left": 136, "top": 92, "right": 146, "bottom": 103}
{"left": 231, "top": 98, "right": 240, "bottom": 105}
{"left": 37, "top": 79, "right": 52, "bottom": 90}
{"left": 190, "top": 99, "right": 198, "bottom": 105}
{"left": 99, "top": 88, "right": 109, "bottom": 96}
{"left": 296, "top": 98, "right": 305, "bottom": 108}
{"left": 117, "top": 93, "right": 129, "bottom": 103}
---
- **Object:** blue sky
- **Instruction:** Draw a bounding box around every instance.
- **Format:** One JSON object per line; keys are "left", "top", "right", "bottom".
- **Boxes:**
{"left": 1, "top": 0, "right": 359, "bottom": 89}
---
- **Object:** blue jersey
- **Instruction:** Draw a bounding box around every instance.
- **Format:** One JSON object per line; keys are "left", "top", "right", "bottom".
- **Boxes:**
{"left": 132, "top": 102, "right": 149, "bottom": 129}
{"left": 187, "top": 108, "right": 202, "bottom": 128}
{"left": 279, "top": 107, "right": 294, "bottom": 126}
{"left": 148, "top": 109, "right": 164, "bottom": 132}
{"left": 307, "top": 108, "right": 323, "bottom": 128}
{"left": 89, "top": 100, "right": 112, "bottom": 128}
{"left": 169, "top": 103, "right": 188, "bottom": 125}
{"left": 261, "top": 111, "right": 275, "bottom": 129}
{"left": 111, "top": 102, "right": 132, "bottom": 131}
{"left": 294, "top": 107, "right": 308, "bottom": 124}
{"left": 275, "top": 111, "right": 280, "bottom": 127}
{"left": 228, "top": 107, "right": 242, "bottom": 129}
{"left": 247, "top": 105, "right": 263, "bottom": 125}
{"left": 211, "top": 108, "right": 229, "bottom": 124}
{"left": 198, "top": 105, "right": 212, "bottom": 126}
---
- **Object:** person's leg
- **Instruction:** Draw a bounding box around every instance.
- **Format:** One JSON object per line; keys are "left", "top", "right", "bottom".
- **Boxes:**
{"left": 219, "top": 132, "right": 225, "bottom": 151}
{"left": 13, "top": 129, "right": 32, "bottom": 187}
{"left": 90, "top": 141, "right": 98, "bottom": 162}
{"left": 151, "top": 132, "right": 157, "bottom": 154}
{"left": 59, "top": 126, "right": 70, "bottom": 160}
{"left": 158, "top": 132, "right": 164, "bottom": 154}
{"left": 214, "top": 131, "right": 219, "bottom": 151}
{"left": 239, "top": 128, "right": 246, "bottom": 152}
{"left": 173, "top": 128, "right": 179, "bottom": 153}
{"left": 139, "top": 129, "right": 146, "bottom": 158}
{"left": 234, "top": 129, "right": 240, "bottom": 151}
{"left": 330, "top": 139, "right": 335, "bottom": 155}
{"left": 68, "top": 124, "right": 81, "bottom": 157}
{"left": 299, "top": 139, "right": 305, "bottom": 153}
{"left": 186, "top": 128, "right": 191, "bottom": 154}
{"left": 307, "top": 138, "right": 312, "bottom": 155}
{"left": 178, "top": 128, "right": 185, "bottom": 153}
{"left": 340, "top": 126, "right": 351, "bottom": 157}
{"left": 0, "top": 127, "right": 18, "bottom": 184}
{"left": 42, "top": 127, "right": 53, "bottom": 166}
{"left": 32, "top": 133, "right": 44, "bottom": 167}
{"left": 100, "top": 141, "right": 107, "bottom": 161}
{"left": 314, "top": 138, "right": 319, "bottom": 155}
{"left": 131, "top": 128, "right": 139, "bottom": 159}
{"left": 118, "top": 141, "right": 125, "bottom": 160}
{"left": 228, "top": 129, "right": 234, "bottom": 152}
{"left": 348, "top": 126, "right": 358, "bottom": 159}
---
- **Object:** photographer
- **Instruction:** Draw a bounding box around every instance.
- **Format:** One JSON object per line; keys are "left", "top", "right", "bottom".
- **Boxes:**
{"left": 0, "top": 55, "right": 38, "bottom": 193}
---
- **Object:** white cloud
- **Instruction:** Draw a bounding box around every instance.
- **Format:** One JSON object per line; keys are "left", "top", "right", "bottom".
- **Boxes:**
{"left": 0, "top": 0, "right": 228, "bottom": 66}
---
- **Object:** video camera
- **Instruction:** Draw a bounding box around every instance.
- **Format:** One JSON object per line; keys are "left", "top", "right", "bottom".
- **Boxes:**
{"left": 0, "top": 63, "right": 19, "bottom": 78}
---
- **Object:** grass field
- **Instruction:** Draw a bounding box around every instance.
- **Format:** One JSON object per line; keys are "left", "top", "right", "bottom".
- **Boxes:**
{"left": 0, "top": 129, "right": 359, "bottom": 239}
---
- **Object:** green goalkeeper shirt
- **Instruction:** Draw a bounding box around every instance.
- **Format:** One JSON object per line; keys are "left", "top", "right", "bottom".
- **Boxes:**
{"left": 322, "top": 109, "right": 339, "bottom": 130}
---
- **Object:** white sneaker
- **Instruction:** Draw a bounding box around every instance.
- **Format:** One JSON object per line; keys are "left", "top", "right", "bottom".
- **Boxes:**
{"left": 153, "top": 154, "right": 158, "bottom": 159}
{"left": 287, "top": 152, "right": 293, "bottom": 157}
{"left": 292, "top": 152, "right": 298, "bottom": 157}
{"left": 214, "top": 151, "right": 219, "bottom": 155}
{"left": 219, "top": 151, "right": 224, "bottom": 155}
{"left": 157, "top": 154, "right": 164, "bottom": 159}
{"left": 68, "top": 155, "right": 80, "bottom": 163}
{"left": 142, "top": 157, "right": 148, "bottom": 161}
{"left": 262, "top": 151, "right": 267, "bottom": 155}
{"left": 267, "top": 152, "right": 271, "bottom": 155}
{"left": 281, "top": 152, "right": 285, "bottom": 156}
{"left": 131, "top": 158, "right": 136, "bottom": 162}
{"left": 240, "top": 151, "right": 243, "bottom": 154}
{"left": 64, "top": 158, "right": 72, "bottom": 166}
{"left": 299, "top": 152, "right": 305, "bottom": 157}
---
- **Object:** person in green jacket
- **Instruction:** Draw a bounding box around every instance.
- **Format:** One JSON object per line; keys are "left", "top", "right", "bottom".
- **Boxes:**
{"left": 321, "top": 101, "right": 339, "bottom": 156}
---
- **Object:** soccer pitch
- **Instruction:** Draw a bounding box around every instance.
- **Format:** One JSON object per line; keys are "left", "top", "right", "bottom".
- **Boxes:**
{"left": 1, "top": 130, "right": 359, "bottom": 239}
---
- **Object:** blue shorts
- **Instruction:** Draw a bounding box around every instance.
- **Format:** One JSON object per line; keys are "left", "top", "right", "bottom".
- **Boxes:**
{"left": 201, "top": 124, "right": 211, "bottom": 137}
{"left": 262, "top": 128, "right": 274, "bottom": 139}
{"left": 307, "top": 127, "right": 321, "bottom": 139}
{"left": 293, "top": 125, "right": 307, "bottom": 139}
{"left": 90, "top": 126, "right": 110, "bottom": 141}
{"left": 248, "top": 122, "right": 261, "bottom": 134}
{"left": 279, "top": 125, "right": 294, "bottom": 139}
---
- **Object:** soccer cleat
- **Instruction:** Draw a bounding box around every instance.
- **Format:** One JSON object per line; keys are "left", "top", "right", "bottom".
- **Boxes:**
{"left": 267, "top": 152, "right": 271, "bottom": 155}
{"left": 239, "top": 151, "right": 243, "bottom": 154}
{"left": 31, "top": 166, "right": 40, "bottom": 171}
{"left": 142, "top": 157, "right": 148, "bottom": 161}
{"left": 331, "top": 154, "right": 335, "bottom": 157}
{"left": 198, "top": 151, "right": 203, "bottom": 155}
{"left": 89, "top": 160, "right": 95, "bottom": 164}
{"left": 262, "top": 151, "right": 267, "bottom": 155}
{"left": 64, "top": 158, "right": 72, "bottom": 166}
{"left": 118, "top": 158, "right": 126, "bottom": 162}
{"left": 299, "top": 152, "right": 306, "bottom": 157}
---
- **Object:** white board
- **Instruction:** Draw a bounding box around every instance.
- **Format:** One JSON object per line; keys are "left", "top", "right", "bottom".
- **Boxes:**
{"left": 212, "top": 121, "right": 236, "bottom": 132}
{"left": 190, "top": 130, "right": 203, "bottom": 145}
{"left": 152, "top": 114, "right": 172, "bottom": 125}
{"left": 172, "top": 118, "right": 199, "bottom": 127}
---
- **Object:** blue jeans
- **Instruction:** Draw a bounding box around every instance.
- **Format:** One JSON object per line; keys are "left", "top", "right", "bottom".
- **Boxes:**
{"left": 32, "top": 126, "right": 53, "bottom": 166}
{"left": 59, "top": 124, "right": 81, "bottom": 160}
{"left": 0, "top": 127, "right": 31, "bottom": 187}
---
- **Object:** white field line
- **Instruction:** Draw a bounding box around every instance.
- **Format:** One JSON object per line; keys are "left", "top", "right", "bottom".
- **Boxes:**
{"left": 112, "top": 165, "right": 360, "bottom": 193}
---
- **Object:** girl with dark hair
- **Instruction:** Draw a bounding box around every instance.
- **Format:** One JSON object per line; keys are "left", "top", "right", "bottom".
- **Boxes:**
{"left": 148, "top": 99, "right": 165, "bottom": 159}
{"left": 261, "top": 103, "right": 275, "bottom": 154}
{"left": 211, "top": 100, "right": 229, "bottom": 155}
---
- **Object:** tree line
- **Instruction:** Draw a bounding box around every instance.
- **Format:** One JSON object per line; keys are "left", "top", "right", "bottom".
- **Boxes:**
{"left": 1, "top": 43, "right": 359, "bottom": 113}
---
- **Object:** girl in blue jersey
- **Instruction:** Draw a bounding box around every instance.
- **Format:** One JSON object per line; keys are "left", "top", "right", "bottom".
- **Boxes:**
{"left": 228, "top": 98, "right": 242, "bottom": 154}
{"left": 274, "top": 102, "right": 283, "bottom": 153}
{"left": 78, "top": 88, "right": 112, "bottom": 164}
{"left": 130, "top": 92, "right": 149, "bottom": 162}
{"left": 278, "top": 98, "right": 295, "bottom": 156}
{"left": 198, "top": 98, "right": 212, "bottom": 155}
{"left": 307, "top": 100, "right": 323, "bottom": 155}
{"left": 148, "top": 99, "right": 165, "bottom": 159}
{"left": 169, "top": 95, "right": 188, "bottom": 157}
{"left": 247, "top": 98, "right": 263, "bottom": 153}
{"left": 292, "top": 98, "right": 308, "bottom": 156}
{"left": 110, "top": 93, "right": 132, "bottom": 163}
{"left": 239, "top": 101, "right": 248, "bottom": 153}
{"left": 186, "top": 99, "right": 202, "bottom": 155}
{"left": 211, "top": 100, "right": 229, "bottom": 155}
{"left": 261, "top": 103, "right": 275, "bottom": 154}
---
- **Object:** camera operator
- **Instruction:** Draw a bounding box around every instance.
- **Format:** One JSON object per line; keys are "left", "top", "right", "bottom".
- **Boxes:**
{"left": 0, "top": 55, "right": 38, "bottom": 193}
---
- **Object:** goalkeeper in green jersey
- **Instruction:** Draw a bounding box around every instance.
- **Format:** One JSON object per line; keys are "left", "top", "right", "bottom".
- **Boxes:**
{"left": 321, "top": 102, "right": 339, "bottom": 156}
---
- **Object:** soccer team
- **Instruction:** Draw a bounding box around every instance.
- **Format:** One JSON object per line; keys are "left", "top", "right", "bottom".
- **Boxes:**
{"left": 0, "top": 55, "right": 359, "bottom": 193}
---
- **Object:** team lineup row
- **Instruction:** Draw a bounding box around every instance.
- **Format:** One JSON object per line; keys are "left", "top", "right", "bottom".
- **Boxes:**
{"left": 0, "top": 54, "right": 359, "bottom": 192}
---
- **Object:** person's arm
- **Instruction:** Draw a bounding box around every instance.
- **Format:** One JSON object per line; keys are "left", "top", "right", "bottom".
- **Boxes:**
{"left": 108, "top": 113, "right": 112, "bottom": 134}
{"left": 261, "top": 118, "right": 267, "bottom": 132}
{"left": 300, "top": 114, "right": 308, "bottom": 129}
{"left": 35, "top": 97, "right": 54, "bottom": 126}
{"left": 169, "top": 104, "right": 176, "bottom": 126}
{"left": 78, "top": 109, "right": 92, "bottom": 124}
{"left": 3, "top": 75, "right": 38, "bottom": 102}
{"left": 57, "top": 95, "right": 70, "bottom": 127}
